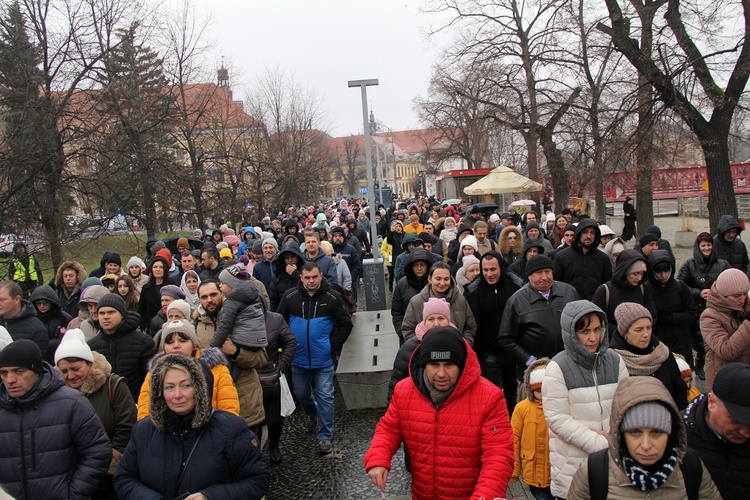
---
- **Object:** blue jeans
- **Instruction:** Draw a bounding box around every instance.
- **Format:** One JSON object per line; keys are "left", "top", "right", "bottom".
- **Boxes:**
{"left": 291, "top": 364, "right": 335, "bottom": 440}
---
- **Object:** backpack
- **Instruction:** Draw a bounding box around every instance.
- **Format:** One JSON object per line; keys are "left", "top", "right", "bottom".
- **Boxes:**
{"left": 587, "top": 447, "right": 702, "bottom": 500}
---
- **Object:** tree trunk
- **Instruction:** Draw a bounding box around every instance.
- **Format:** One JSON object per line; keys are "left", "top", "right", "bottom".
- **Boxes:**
{"left": 635, "top": 75, "right": 655, "bottom": 237}
{"left": 702, "top": 127, "right": 736, "bottom": 232}
{"left": 538, "top": 128, "right": 570, "bottom": 212}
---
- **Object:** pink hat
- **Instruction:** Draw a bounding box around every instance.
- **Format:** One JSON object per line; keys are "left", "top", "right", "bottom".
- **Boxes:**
{"left": 422, "top": 297, "right": 451, "bottom": 321}
{"left": 715, "top": 268, "right": 750, "bottom": 296}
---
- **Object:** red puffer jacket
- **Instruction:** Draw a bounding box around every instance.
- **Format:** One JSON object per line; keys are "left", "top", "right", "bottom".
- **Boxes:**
{"left": 364, "top": 340, "right": 514, "bottom": 499}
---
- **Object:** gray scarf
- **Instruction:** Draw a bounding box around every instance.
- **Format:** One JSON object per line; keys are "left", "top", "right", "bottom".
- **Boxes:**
{"left": 423, "top": 370, "right": 456, "bottom": 407}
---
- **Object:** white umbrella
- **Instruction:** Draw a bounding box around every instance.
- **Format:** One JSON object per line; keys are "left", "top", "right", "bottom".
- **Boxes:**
{"left": 463, "top": 166, "right": 544, "bottom": 195}
{"left": 510, "top": 199, "right": 536, "bottom": 207}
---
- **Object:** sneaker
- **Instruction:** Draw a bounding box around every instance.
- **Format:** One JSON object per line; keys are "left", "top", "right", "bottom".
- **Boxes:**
{"left": 318, "top": 439, "right": 333, "bottom": 455}
{"left": 269, "top": 444, "right": 282, "bottom": 464}
{"left": 306, "top": 416, "right": 317, "bottom": 434}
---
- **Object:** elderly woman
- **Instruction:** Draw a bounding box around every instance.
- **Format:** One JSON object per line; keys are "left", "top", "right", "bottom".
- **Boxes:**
{"left": 542, "top": 300, "right": 628, "bottom": 498}
{"left": 55, "top": 329, "right": 136, "bottom": 499}
{"left": 568, "top": 377, "right": 720, "bottom": 499}
{"left": 609, "top": 303, "right": 688, "bottom": 411}
{"left": 137, "top": 319, "right": 239, "bottom": 420}
{"left": 115, "top": 354, "right": 269, "bottom": 499}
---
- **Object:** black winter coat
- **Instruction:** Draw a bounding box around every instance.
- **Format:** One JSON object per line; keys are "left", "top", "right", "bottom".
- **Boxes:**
{"left": 592, "top": 249, "right": 657, "bottom": 338}
{"left": 269, "top": 245, "right": 304, "bottom": 311}
{"left": 0, "top": 300, "right": 49, "bottom": 360}
{"left": 678, "top": 239, "right": 732, "bottom": 310}
{"left": 30, "top": 285, "right": 72, "bottom": 362}
{"left": 115, "top": 411, "right": 269, "bottom": 499}
{"left": 465, "top": 251, "right": 522, "bottom": 355}
{"left": 713, "top": 214, "right": 749, "bottom": 271}
{"left": 259, "top": 311, "right": 297, "bottom": 425}
{"left": 0, "top": 364, "right": 111, "bottom": 499}
{"left": 88, "top": 311, "right": 157, "bottom": 399}
{"left": 387, "top": 336, "right": 419, "bottom": 403}
{"left": 646, "top": 250, "right": 696, "bottom": 360}
{"left": 391, "top": 248, "right": 432, "bottom": 337}
{"left": 137, "top": 281, "right": 166, "bottom": 334}
{"left": 553, "top": 219, "right": 612, "bottom": 300}
{"left": 684, "top": 394, "right": 750, "bottom": 499}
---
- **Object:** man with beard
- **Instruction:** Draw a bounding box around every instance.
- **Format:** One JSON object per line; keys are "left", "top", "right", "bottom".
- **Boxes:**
{"left": 331, "top": 227, "right": 362, "bottom": 300}
{"left": 553, "top": 219, "right": 612, "bottom": 300}
{"left": 464, "top": 252, "right": 522, "bottom": 414}
{"left": 498, "top": 256, "right": 579, "bottom": 411}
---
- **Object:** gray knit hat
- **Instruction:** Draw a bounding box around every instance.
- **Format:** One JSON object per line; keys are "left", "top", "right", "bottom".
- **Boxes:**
{"left": 219, "top": 264, "right": 249, "bottom": 290}
{"left": 158, "top": 319, "right": 200, "bottom": 352}
{"left": 252, "top": 240, "right": 264, "bottom": 254}
{"left": 614, "top": 302, "right": 652, "bottom": 336}
{"left": 620, "top": 401, "right": 672, "bottom": 434}
{"left": 96, "top": 293, "right": 127, "bottom": 319}
{"left": 160, "top": 285, "right": 185, "bottom": 300}
{"left": 262, "top": 237, "right": 279, "bottom": 250}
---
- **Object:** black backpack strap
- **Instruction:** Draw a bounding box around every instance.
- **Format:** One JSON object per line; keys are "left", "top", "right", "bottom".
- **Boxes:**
{"left": 588, "top": 448, "right": 609, "bottom": 500}
{"left": 680, "top": 448, "right": 702, "bottom": 500}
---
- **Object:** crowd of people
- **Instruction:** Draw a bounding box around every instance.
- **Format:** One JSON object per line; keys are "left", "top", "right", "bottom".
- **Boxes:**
{"left": 0, "top": 196, "right": 749, "bottom": 499}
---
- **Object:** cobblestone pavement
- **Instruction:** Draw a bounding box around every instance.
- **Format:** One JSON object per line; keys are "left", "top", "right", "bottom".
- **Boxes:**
{"left": 262, "top": 378, "right": 533, "bottom": 499}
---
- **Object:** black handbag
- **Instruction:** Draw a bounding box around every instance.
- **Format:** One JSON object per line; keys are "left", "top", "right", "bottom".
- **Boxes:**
{"left": 257, "top": 362, "right": 280, "bottom": 393}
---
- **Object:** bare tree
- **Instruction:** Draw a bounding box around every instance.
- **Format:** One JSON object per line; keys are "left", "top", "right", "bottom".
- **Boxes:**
{"left": 599, "top": 0, "right": 750, "bottom": 231}
{"left": 331, "top": 136, "right": 365, "bottom": 197}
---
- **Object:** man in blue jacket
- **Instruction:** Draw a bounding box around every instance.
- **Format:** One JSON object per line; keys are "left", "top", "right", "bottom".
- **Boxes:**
{"left": 276, "top": 262, "right": 352, "bottom": 455}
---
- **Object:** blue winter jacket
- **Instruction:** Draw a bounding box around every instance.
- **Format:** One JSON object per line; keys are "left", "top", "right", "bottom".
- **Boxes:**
{"left": 276, "top": 280, "right": 353, "bottom": 369}
{"left": 238, "top": 227, "right": 258, "bottom": 257}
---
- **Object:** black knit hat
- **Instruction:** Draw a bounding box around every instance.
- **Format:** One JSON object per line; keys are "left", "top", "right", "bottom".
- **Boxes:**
{"left": 419, "top": 326, "right": 466, "bottom": 369}
{"left": 97, "top": 293, "right": 127, "bottom": 319}
{"left": 525, "top": 255, "right": 554, "bottom": 275}
{"left": 331, "top": 226, "right": 345, "bottom": 236}
{"left": 0, "top": 339, "right": 44, "bottom": 374}
{"left": 639, "top": 233, "right": 659, "bottom": 248}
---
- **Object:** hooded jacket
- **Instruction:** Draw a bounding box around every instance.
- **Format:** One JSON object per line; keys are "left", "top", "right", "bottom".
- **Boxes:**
{"left": 0, "top": 300, "right": 49, "bottom": 360}
{"left": 269, "top": 244, "right": 304, "bottom": 311}
{"left": 699, "top": 281, "right": 750, "bottom": 391}
{"left": 54, "top": 260, "right": 87, "bottom": 317}
{"left": 90, "top": 251, "right": 120, "bottom": 279}
{"left": 391, "top": 248, "right": 433, "bottom": 338}
{"left": 237, "top": 226, "right": 258, "bottom": 257}
{"left": 553, "top": 219, "right": 613, "bottom": 300}
{"left": 591, "top": 249, "right": 657, "bottom": 338}
{"left": 498, "top": 225, "right": 524, "bottom": 266}
{"left": 646, "top": 250, "right": 696, "bottom": 360}
{"left": 508, "top": 239, "right": 545, "bottom": 282}
{"left": 277, "top": 279, "right": 353, "bottom": 369}
{"left": 401, "top": 278, "right": 476, "bottom": 346}
{"left": 511, "top": 358, "right": 551, "bottom": 488}
{"left": 258, "top": 311, "right": 297, "bottom": 425}
{"left": 31, "top": 285, "right": 73, "bottom": 362}
{"left": 713, "top": 215, "right": 749, "bottom": 271}
{"left": 446, "top": 223, "right": 474, "bottom": 263}
{"left": 542, "top": 300, "right": 629, "bottom": 497}
{"left": 523, "top": 222, "right": 554, "bottom": 255}
{"left": 465, "top": 251, "right": 523, "bottom": 355}
{"left": 87, "top": 311, "right": 157, "bottom": 399}
{"left": 137, "top": 347, "right": 240, "bottom": 420}
{"left": 568, "top": 377, "right": 721, "bottom": 499}
{"left": 303, "top": 247, "right": 339, "bottom": 287}
{"left": 684, "top": 393, "right": 750, "bottom": 499}
{"left": 114, "top": 354, "right": 269, "bottom": 500}
{"left": 0, "top": 363, "right": 111, "bottom": 499}
{"left": 677, "top": 238, "right": 732, "bottom": 310}
{"left": 211, "top": 280, "right": 268, "bottom": 349}
{"left": 364, "top": 338, "right": 514, "bottom": 500}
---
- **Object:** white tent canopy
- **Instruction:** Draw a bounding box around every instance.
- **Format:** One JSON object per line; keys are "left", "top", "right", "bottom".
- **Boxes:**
{"left": 463, "top": 166, "right": 543, "bottom": 195}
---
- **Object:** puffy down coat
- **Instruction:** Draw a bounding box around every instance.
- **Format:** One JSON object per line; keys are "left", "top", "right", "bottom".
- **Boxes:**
{"left": 542, "top": 300, "right": 629, "bottom": 498}
{"left": 0, "top": 364, "right": 111, "bottom": 499}
{"left": 364, "top": 338, "right": 514, "bottom": 499}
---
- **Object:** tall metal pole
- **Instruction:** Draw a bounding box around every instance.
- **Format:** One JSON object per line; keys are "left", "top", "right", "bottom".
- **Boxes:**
{"left": 348, "top": 79, "right": 380, "bottom": 259}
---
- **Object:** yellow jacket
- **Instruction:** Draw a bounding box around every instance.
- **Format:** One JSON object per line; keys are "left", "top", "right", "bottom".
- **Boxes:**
{"left": 137, "top": 347, "right": 240, "bottom": 420}
{"left": 381, "top": 239, "right": 393, "bottom": 267}
{"left": 511, "top": 397, "right": 551, "bottom": 488}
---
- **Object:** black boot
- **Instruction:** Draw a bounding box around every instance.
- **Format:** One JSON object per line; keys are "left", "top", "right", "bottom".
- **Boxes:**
{"left": 269, "top": 443, "right": 282, "bottom": 464}
{"left": 694, "top": 351, "right": 705, "bottom": 381}
{"left": 268, "top": 421, "right": 284, "bottom": 463}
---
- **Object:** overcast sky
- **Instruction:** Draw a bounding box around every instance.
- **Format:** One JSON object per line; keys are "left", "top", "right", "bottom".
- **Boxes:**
{"left": 190, "top": 0, "right": 450, "bottom": 137}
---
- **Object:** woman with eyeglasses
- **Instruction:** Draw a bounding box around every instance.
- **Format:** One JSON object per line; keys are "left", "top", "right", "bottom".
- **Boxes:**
{"left": 542, "top": 300, "right": 629, "bottom": 499}
{"left": 592, "top": 249, "right": 657, "bottom": 339}
{"left": 498, "top": 225, "right": 524, "bottom": 267}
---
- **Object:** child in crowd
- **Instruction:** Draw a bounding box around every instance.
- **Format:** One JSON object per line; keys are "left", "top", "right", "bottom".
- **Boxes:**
{"left": 511, "top": 358, "right": 552, "bottom": 500}
{"left": 676, "top": 354, "right": 701, "bottom": 402}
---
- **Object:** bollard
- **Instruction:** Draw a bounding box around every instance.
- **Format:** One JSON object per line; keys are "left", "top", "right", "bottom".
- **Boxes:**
{"left": 362, "top": 257, "right": 387, "bottom": 311}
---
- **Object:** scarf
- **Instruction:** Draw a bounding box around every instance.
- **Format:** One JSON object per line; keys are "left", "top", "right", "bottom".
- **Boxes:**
{"left": 613, "top": 341, "right": 670, "bottom": 376}
{"left": 423, "top": 370, "right": 456, "bottom": 407}
{"left": 621, "top": 446, "right": 679, "bottom": 491}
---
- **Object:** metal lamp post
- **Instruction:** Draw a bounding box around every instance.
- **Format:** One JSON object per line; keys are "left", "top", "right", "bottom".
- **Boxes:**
{"left": 348, "top": 78, "right": 386, "bottom": 311}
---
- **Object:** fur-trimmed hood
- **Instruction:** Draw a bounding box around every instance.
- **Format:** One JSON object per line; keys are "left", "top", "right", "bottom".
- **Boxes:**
{"left": 54, "top": 260, "right": 87, "bottom": 290}
{"left": 523, "top": 357, "right": 549, "bottom": 402}
{"left": 148, "top": 354, "right": 212, "bottom": 431}
{"left": 499, "top": 225, "right": 523, "bottom": 255}
{"left": 71, "top": 351, "right": 111, "bottom": 396}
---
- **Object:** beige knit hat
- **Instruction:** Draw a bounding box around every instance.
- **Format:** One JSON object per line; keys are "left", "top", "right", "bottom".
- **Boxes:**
{"left": 715, "top": 268, "right": 750, "bottom": 296}
{"left": 614, "top": 302, "right": 652, "bottom": 336}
